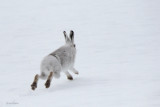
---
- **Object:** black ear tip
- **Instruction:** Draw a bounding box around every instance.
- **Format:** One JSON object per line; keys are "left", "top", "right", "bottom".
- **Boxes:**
{"left": 70, "top": 30, "right": 74, "bottom": 36}
{"left": 70, "top": 30, "right": 74, "bottom": 33}
{"left": 63, "top": 31, "right": 66, "bottom": 33}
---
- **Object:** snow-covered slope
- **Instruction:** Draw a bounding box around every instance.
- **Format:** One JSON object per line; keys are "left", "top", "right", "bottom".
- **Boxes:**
{"left": 0, "top": 0, "right": 160, "bottom": 107}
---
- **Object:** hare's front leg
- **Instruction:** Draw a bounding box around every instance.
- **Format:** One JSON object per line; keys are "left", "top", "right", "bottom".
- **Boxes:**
{"left": 69, "top": 67, "right": 79, "bottom": 75}
{"left": 45, "top": 72, "right": 53, "bottom": 88}
{"left": 65, "top": 71, "right": 73, "bottom": 80}
{"left": 31, "top": 74, "right": 39, "bottom": 90}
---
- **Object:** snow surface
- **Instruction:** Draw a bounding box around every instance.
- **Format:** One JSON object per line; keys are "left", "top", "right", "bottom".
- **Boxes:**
{"left": 0, "top": 0, "right": 160, "bottom": 107}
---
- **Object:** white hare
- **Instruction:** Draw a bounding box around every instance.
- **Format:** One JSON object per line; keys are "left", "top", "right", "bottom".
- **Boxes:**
{"left": 31, "top": 30, "right": 78, "bottom": 90}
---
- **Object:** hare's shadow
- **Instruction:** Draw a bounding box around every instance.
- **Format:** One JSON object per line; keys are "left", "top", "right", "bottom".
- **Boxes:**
{"left": 48, "top": 77, "right": 93, "bottom": 92}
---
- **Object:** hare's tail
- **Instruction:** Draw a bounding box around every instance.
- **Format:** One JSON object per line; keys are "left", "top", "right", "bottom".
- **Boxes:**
{"left": 39, "top": 72, "right": 48, "bottom": 80}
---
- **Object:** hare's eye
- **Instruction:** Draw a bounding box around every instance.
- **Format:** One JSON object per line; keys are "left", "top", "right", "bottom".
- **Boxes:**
{"left": 73, "top": 44, "right": 76, "bottom": 47}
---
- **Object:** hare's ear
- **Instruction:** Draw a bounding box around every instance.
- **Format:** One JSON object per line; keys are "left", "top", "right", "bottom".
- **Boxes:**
{"left": 69, "top": 30, "right": 74, "bottom": 43}
{"left": 63, "top": 31, "right": 70, "bottom": 43}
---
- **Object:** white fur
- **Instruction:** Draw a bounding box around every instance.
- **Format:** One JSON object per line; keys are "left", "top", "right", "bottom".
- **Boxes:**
{"left": 39, "top": 30, "right": 78, "bottom": 80}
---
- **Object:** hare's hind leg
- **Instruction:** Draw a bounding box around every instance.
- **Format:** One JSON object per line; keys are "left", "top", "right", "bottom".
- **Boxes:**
{"left": 31, "top": 72, "right": 47, "bottom": 90}
{"left": 31, "top": 74, "right": 39, "bottom": 90}
{"left": 65, "top": 71, "right": 73, "bottom": 80}
{"left": 45, "top": 72, "right": 53, "bottom": 88}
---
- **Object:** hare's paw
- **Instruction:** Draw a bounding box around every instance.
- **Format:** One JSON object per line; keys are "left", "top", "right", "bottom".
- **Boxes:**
{"left": 75, "top": 71, "right": 79, "bottom": 75}
{"left": 70, "top": 68, "right": 79, "bottom": 75}
{"left": 45, "top": 80, "right": 51, "bottom": 88}
{"left": 31, "top": 82, "right": 37, "bottom": 90}
{"left": 67, "top": 76, "right": 73, "bottom": 80}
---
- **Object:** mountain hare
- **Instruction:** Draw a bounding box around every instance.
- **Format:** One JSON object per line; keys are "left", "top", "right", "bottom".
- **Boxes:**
{"left": 31, "top": 30, "right": 79, "bottom": 90}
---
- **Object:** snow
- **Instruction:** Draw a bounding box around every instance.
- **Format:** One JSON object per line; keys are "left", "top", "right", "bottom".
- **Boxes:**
{"left": 0, "top": 0, "right": 160, "bottom": 107}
